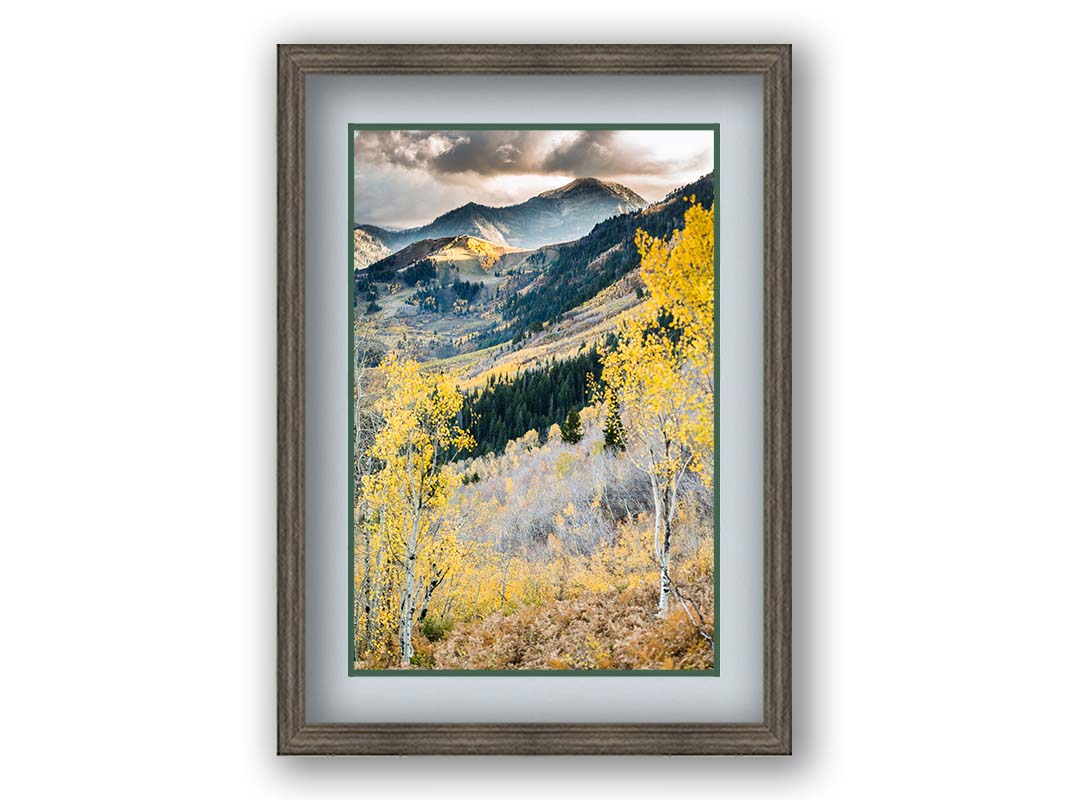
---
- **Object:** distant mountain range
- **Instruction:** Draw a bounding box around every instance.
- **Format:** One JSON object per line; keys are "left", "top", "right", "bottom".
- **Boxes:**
{"left": 354, "top": 172, "right": 714, "bottom": 355}
{"left": 354, "top": 177, "right": 646, "bottom": 266}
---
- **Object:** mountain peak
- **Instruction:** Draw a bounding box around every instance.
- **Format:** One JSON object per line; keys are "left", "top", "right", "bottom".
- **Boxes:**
{"left": 551, "top": 177, "right": 608, "bottom": 191}
{"left": 537, "top": 177, "right": 645, "bottom": 205}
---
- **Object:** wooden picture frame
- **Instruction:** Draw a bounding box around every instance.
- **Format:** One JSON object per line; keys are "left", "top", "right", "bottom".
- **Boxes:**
{"left": 278, "top": 43, "right": 791, "bottom": 755}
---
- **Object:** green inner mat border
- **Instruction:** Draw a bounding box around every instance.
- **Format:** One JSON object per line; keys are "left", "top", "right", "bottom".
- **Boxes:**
{"left": 348, "top": 123, "right": 720, "bottom": 676}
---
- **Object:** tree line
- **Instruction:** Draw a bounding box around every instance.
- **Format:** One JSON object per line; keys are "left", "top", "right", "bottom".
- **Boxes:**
{"left": 411, "top": 277, "right": 481, "bottom": 314}
{"left": 457, "top": 346, "right": 605, "bottom": 458}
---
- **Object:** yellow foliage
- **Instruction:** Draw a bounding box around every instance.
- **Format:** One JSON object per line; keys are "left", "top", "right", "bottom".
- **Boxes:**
{"left": 355, "top": 353, "right": 474, "bottom": 665}
{"left": 600, "top": 200, "right": 716, "bottom": 615}
{"left": 604, "top": 201, "right": 715, "bottom": 485}
{"left": 555, "top": 451, "right": 574, "bottom": 478}
{"left": 520, "top": 428, "right": 540, "bottom": 452}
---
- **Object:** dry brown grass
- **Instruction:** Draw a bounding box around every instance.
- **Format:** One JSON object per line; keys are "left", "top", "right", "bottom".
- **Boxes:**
{"left": 426, "top": 580, "right": 714, "bottom": 671}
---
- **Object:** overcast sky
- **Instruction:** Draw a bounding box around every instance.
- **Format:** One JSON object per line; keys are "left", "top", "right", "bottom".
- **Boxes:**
{"left": 353, "top": 128, "right": 715, "bottom": 228}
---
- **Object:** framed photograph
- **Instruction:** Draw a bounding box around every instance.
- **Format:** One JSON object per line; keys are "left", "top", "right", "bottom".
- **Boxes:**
{"left": 278, "top": 44, "right": 790, "bottom": 755}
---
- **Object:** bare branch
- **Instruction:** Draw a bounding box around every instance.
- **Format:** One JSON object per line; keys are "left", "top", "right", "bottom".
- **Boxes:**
{"left": 670, "top": 585, "right": 715, "bottom": 653}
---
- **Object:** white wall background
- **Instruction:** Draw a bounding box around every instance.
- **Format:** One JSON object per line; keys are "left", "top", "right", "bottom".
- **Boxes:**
{"left": 1, "top": 1, "right": 1064, "bottom": 797}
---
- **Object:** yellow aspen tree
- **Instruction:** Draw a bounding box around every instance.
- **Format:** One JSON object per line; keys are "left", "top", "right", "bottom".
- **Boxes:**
{"left": 601, "top": 200, "right": 716, "bottom": 616}
{"left": 352, "top": 315, "right": 387, "bottom": 662}
{"left": 362, "top": 354, "right": 474, "bottom": 665}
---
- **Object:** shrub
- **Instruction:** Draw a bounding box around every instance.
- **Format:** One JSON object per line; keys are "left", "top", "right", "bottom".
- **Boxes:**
{"left": 420, "top": 615, "right": 454, "bottom": 643}
{"left": 430, "top": 580, "right": 714, "bottom": 671}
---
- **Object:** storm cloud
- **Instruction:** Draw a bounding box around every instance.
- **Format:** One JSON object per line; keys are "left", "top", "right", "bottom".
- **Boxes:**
{"left": 352, "top": 128, "right": 714, "bottom": 227}
{"left": 540, "top": 130, "right": 666, "bottom": 175}
{"left": 355, "top": 129, "right": 685, "bottom": 179}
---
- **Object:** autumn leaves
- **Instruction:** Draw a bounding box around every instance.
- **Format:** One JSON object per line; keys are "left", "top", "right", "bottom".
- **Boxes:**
{"left": 601, "top": 200, "right": 716, "bottom": 615}
{"left": 358, "top": 356, "right": 473, "bottom": 664}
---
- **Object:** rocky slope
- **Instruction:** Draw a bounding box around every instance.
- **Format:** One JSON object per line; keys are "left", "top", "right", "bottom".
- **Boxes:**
{"left": 352, "top": 228, "right": 392, "bottom": 270}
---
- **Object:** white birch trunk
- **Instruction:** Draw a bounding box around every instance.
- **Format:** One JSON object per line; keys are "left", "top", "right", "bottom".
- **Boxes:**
{"left": 400, "top": 554, "right": 415, "bottom": 664}
{"left": 358, "top": 517, "right": 372, "bottom": 656}
{"left": 658, "top": 487, "right": 673, "bottom": 617}
{"left": 650, "top": 472, "right": 671, "bottom": 615}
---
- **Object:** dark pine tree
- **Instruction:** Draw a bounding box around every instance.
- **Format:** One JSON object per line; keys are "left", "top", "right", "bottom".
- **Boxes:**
{"left": 561, "top": 408, "right": 584, "bottom": 445}
{"left": 603, "top": 394, "right": 626, "bottom": 453}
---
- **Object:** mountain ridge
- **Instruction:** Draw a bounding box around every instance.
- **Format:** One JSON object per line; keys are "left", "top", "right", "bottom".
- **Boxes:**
{"left": 354, "top": 177, "right": 647, "bottom": 258}
{"left": 367, "top": 234, "right": 529, "bottom": 277}
{"left": 488, "top": 171, "right": 714, "bottom": 344}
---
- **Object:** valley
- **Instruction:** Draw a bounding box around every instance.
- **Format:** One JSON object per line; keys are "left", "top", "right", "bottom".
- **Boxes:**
{"left": 354, "top": 173, "right": 713, "bottom": 365}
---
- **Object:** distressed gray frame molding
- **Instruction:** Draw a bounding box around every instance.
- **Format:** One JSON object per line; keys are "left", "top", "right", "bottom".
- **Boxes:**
{"left": 278, "top": 43, "right": 791, "bottom": 755}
